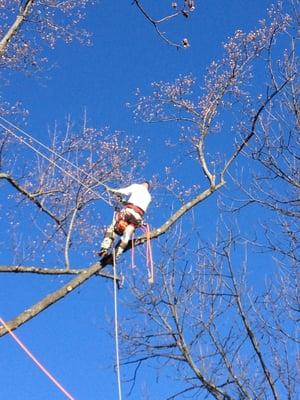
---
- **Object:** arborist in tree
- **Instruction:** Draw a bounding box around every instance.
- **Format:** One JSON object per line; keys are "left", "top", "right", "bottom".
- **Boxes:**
{"left": 98, "top": 181, "right": 152, "bottom": 259}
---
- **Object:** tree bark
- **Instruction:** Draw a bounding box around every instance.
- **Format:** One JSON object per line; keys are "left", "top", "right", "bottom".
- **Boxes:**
{"left": 0, "top": 0, "right": 35, "bottom": 56}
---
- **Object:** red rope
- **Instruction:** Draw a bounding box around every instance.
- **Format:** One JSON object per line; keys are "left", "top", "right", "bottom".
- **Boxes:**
{"left": 0, "top": 316, "right": 76, "bottom": 400}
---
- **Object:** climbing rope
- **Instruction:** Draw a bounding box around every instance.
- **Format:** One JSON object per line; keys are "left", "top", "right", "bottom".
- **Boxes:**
{"left": 112, "top": 249, "right": 123, "bottom": 400}
{"left": 0, "top": 118, "right": 111, "bottom": 205}
{"left": 0, "top": 316, "right": 75, "bottom": 400}
{"left": 0, "top": 116, "right": 110, "bottom": 191}
{"left": 0, "top": 116, "right": 154, "bottom": 400}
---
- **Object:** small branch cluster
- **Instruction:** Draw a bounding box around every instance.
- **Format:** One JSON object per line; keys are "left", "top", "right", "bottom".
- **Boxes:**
{"left": 133, "top": 0, "right": 196, "bottom": 48}
{"left": 0, "top": 0, "right": 94, "bottom": 73}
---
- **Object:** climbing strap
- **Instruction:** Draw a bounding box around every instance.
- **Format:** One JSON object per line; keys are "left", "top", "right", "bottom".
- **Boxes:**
{"left": 143, "top": 223, "right": 154, "bottom": 284}
{"left": 130, "top": 224, "right": 154, "bottom": 284}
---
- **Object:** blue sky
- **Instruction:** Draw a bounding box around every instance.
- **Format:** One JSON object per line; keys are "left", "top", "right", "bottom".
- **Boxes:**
{"left": 0, "top": 1, "right": 284, "bottom": 399}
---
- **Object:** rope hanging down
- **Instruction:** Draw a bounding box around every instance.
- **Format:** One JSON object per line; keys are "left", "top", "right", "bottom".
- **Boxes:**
{"left": 130, "top": 224, "right": 154, "bottom": 283}
{"left": 112, "top": 250, "right": 123, "bottom": 400}
{"left": 0, "top": 316, "right": 76, "bottom": 400}
{"left": 142, "top": 224, "right": 154, "bottom": 283}
{"left": 146, "top": 224, "right": 154, "bottom": 284}
{"left": 1, "top": 117, "right": 153, "bottom": 399}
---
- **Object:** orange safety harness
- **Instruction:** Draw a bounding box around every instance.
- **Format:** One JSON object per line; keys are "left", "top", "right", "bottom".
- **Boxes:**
{"left": 112, "top": 202, "right": 154, "bottom": 283}
{"left": 113, "top": 204, "right": 144, "bottom": 236}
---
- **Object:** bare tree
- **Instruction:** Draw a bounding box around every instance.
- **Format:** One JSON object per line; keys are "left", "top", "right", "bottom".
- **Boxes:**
{"left": 0, "top": 0, "right": 197, "bottom": 337}
{"left": 225, "top": 1, "right": 299, "bottom": 272}
{"left": 0, "top": 0, "right": 94, "bottom": 73}
{"left": 0, "top": 114, "right": 144, "bottom": 265}
{"left": 0, "top": 2, "right": 298, "bottom": 399}
{"left": 0, "top": 0, "right": 294, "bottom": 331}
{"left": 0, "top": 0, "right": 197, "bottom": 75}
{"left": 120, "top": 226, "right": 298, "bottom": 399}
{"left": 112, "top": 2, "right": 298, "bottom": 399}
{"left": 0, "top": 1, "right": 198, "bottom": 129}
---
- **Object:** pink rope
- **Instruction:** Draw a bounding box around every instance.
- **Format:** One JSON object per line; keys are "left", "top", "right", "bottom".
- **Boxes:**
{"left": 0, "top": 317, "right": 76, "bottom": 400}
{"left": 147, "top": 228, "right": 154, "bottom": 284}
{"left": 142, "top": 224, "right": 154, "bottom": 284}
{"left": 131, "top": 232, "right": 136, "bottom": 269}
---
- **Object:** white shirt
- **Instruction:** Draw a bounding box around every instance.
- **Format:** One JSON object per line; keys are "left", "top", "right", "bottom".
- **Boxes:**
{"left": 116, "top": 183, "right": 151, "bottom": 212}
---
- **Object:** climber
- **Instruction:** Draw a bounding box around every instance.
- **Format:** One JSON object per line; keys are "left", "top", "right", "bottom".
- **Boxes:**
{"left": 98, "top": 181, "right": 151, "bottom": 259}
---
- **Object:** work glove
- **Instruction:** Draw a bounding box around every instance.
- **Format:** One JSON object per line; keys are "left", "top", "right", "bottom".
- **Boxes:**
{"left": 107, "top": 188, "right": 123, "bottom": 202}
{"left": 116, "top": 194, "right": 123, "bottom": 203}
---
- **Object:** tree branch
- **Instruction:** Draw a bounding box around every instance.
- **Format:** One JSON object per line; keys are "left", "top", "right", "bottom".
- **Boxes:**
{"left": 166, "top": 283, "right": 231, "bottom": 400}
{"left": 0, "top": 260, "right": 105, "bottom": 337}
{"left": 134, "top": 183, "right": 223, "bottom": 247}
{"left": 64, "top": 206, "right": 79, "bottom": 270}
{"left": 0, "top": 0, "right": 34, "bottom": 56}
{"left": 132, "top": 0, "right": 187, "bottom": 48}
{"left": 0, "top": 180, "right": 223, "bottom": 338}
{"left": 0, "top": 265, "right": 120, "bottom": 281}
{"left": 222, "top": 76, "right": 294, "bottom": 180}
{"left": 225, "top": 247, "right": 279, "bottom": 400}
{"left": 0, "top": 172, "right": 62, "bottom": 227}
